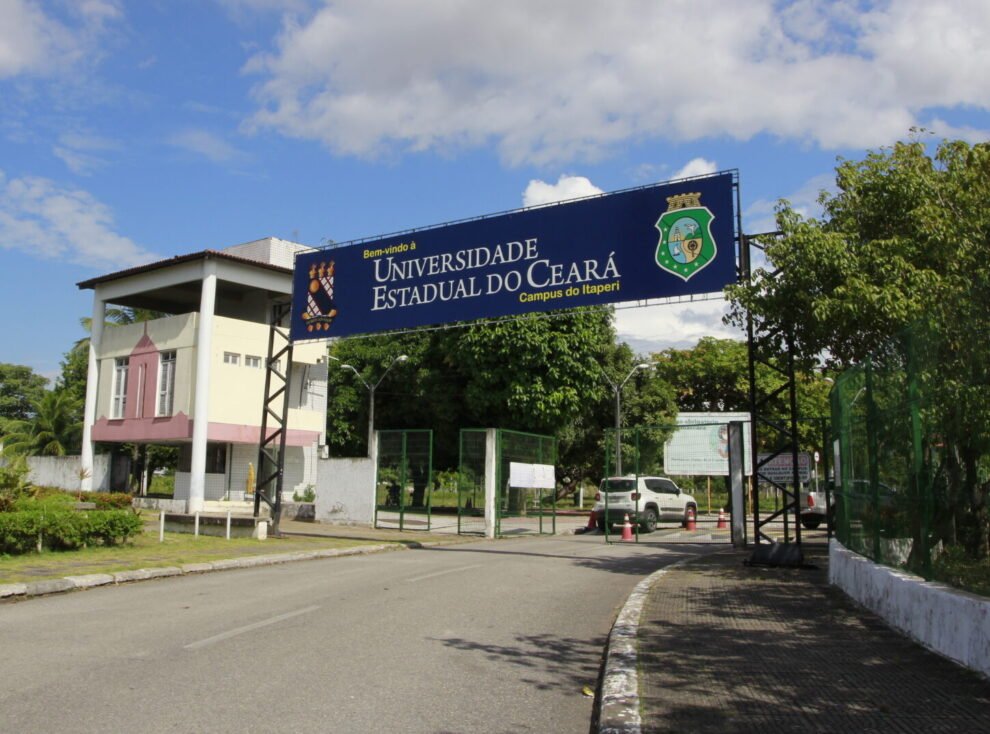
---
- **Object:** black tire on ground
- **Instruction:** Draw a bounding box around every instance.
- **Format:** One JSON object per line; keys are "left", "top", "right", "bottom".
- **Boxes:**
{"left": 640, "top": 507, "right": 658, "bottom": 533}
{"left": 802, "top": 516, "right": 823, "bottom": 529}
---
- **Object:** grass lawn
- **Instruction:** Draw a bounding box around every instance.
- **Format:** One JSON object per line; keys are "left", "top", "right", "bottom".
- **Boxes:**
{"left": 0, "top": 518, "right": 398, "bottom": 584}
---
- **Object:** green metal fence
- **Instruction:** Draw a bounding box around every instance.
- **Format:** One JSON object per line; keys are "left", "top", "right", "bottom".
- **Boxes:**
{"left": 495, "top": 429, "right": 558, "bottom": 537}
{"left": 457, "top": 429, "right": 487, "bottom": 535}
{"left": 456, "top": 428, "right": 559, "bottom": 537}
{"left": 375, "top": 429, "right": 433, "bottom": 531}
{"left": 831, "top": 321, "right": 990, "bottom": 580}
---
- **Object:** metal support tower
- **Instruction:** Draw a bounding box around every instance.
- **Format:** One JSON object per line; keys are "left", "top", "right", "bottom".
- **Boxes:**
{"left": 742, "top": 233, "right": 804, "bottom": 554}
{"left": 254, "top": 302, "right": 294, "bottom": 537}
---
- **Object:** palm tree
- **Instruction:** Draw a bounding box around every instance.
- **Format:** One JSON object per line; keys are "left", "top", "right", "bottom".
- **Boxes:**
{"left": 74, "top": 306, "right": 167, "bottom": 351}
{"left": 0, "top": 391, "right": 82, "bottom": 457}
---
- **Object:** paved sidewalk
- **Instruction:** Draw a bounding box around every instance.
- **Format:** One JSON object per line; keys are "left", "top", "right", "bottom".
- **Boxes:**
{"left": 635, "top": 545, "right": 990, "bottom": 733}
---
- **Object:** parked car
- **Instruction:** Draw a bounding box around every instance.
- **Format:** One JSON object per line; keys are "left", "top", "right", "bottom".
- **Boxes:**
{"left": 593, "top": 475, "right": 697, "bottom": 533}
{"left": 799, "top": 485, "right": 830, "bottom": 529}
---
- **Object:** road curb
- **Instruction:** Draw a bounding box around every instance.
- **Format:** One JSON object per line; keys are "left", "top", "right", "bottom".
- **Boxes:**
{"left": 0, "top": 542, "right": 399, "bottom": 601}
{"left": 597, "top": 551, "right": 731, "bottom": 734}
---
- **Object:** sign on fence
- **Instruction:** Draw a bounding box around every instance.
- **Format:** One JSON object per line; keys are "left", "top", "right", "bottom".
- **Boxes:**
{"left": 509, "top": 462, "right": 556, "bottom": 489}
{"left": 756, "top": 452, "right": 812, "bottom": 485}
{"left": 663, "top": 413, "right": 752, "bottom": 476}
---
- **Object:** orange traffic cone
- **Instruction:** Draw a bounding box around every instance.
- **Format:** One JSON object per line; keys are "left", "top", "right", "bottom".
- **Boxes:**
{"left": 621, "top": 513, "right": 634, "bottom": 541}
{"left": 686, "top": 507, "right": 697, "bottom": 532}
{"left": 717, "top": 508, "right": 728, "bottom": 529}
{"left": 585, "top": 510, "right": 597, "bottom": 531}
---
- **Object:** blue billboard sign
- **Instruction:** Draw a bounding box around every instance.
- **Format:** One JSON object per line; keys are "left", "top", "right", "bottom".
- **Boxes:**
{"left": 291, "top": 171, "right": 737, "bottom": 342}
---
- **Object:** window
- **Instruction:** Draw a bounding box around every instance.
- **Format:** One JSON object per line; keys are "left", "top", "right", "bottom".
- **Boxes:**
{"left": 245, "top": 355, "right": 262, "bottom": 369}
{"left": 178, "top": 442, "right": 228, "bottom": 474}
{"left": 157, "top": 351, "right": 176, "bottom": 416}
{"left": 112, "top": 358, "right": 129, "bottom": 419}
{"left": 223, "top": 351, "right": 240, "bottom": 366}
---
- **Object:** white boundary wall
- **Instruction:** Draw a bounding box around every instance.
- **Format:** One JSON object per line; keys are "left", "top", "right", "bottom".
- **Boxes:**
{"left": 315, "top": 457, "right": 375, "bottom": 525}
{"left": 16, "top": 455, "right": 112, "bottom": 491}
{"left": 829, "top": 538, "right": 990, "bottom": 679}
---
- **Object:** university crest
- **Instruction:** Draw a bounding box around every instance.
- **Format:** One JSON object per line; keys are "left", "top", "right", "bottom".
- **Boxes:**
{"left": 654, "top": 192, "right": 717, "bottom": 281}
{"left": 302, "top": 260, "right": 338, "bottom": 333}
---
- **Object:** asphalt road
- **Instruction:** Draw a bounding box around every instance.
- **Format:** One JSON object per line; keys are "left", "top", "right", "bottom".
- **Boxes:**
{"left": 0, "top": 533, "right": 714, "bottom": 733}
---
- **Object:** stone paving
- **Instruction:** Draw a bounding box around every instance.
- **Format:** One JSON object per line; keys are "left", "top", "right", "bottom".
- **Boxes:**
{"left": 637, "top": 545, "right": 990, "bottom": 733}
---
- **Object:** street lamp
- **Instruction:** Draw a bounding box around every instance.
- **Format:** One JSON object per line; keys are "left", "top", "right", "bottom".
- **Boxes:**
{"left": 337, "top": 355, "right": 409, "bottom": 457}
{"left": 597, "top": 362, "right": 651, "bottom": 475}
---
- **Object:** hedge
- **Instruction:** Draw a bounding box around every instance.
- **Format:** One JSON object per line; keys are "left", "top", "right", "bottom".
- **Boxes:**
{"left": 0, "top": 510, "right": 144, "bottom": 555}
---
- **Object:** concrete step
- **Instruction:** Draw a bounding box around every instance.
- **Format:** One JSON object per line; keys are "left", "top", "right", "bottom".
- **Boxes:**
{"left": 202, "top": 500, "right": 269, "bottom": 517}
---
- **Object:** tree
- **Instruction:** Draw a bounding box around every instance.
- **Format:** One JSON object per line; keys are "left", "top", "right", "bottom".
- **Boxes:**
{"left": 1, "top": 390, "right": 82, "bottom": 457}
{"left": 651, "top": 337, "right": 831, "bottom": 448}
{"left": 325, "top": 308, "right": 647, "bottom": 489}
{"left": 726, "top": 135, "right": 990, "bottom": 560}
{"left": 0, "top": 364, "right": 49, "bottom": 423}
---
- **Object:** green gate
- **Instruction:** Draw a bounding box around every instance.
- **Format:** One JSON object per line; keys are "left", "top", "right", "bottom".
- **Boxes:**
{"left": 456, "top": 428, "right": 559, "bottom": 537}
{"left": 457, "top": 429, "right": 488, "bottom": 535}
{"left": 375, "top": 429, "right": 433, "bottom": 531}
{"left": 496, "top": 429, "right": 558, "bottom": 537}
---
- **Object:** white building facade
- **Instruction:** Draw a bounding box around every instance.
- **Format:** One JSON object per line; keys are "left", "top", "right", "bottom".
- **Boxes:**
{"left": 77, "top": 238, "right": 328, "bottom": 513}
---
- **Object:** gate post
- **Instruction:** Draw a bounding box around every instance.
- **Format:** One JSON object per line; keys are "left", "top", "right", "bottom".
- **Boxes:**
{"left": 728, "top": 421, "right": 747, "bottom": 548}
{"left": 484, "top": 428, "right": 497, "bottom": 539}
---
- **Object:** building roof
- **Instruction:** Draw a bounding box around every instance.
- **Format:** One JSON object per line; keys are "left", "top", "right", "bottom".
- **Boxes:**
{"left": 76, "top": 248, "right": 291, "bottom": 290}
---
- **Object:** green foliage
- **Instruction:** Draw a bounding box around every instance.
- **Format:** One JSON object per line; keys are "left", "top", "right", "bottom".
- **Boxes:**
{"left": 1, "top": 390, "right": 82, "bottom": 457}
{"left": 292, "top": 485, "right": 316, "bottom": 503}
{"left": 0, "top": 364, "right": 49, "bottom": 422}
{"left": 75, "top": 492, "right": 135, "bottom": 510}
{"left": 0, "top": 457, "right": 32, "bottom": 512}
{"left": 730, "top": 135, "right": 990, "bottom": 560}
{"left": 0, "top": 512, "right": 44, "bottom": 554}
{"left": 0, "top": 508, "right": 143, "bottom": 555}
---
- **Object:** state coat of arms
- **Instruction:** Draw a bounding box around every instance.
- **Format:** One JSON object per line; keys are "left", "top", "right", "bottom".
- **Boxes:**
{"left": 654, "top": 192, "right": 717, "bottom": 281}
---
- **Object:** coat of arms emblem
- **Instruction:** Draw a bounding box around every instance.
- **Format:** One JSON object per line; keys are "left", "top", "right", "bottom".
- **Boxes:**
{"left": 302, "top": 260, "right": 338, "bottom": 333}
{"left": 654, "top": 192, "right": 717, "bottom": 281}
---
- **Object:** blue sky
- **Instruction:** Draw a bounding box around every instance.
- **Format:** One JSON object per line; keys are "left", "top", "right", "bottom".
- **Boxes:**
{"left": 2, "top": 0, "right": 988, "bottom": 382}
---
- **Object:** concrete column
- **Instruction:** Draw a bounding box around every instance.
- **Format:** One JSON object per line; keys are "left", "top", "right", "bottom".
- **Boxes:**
{"left": 728, "top": 421, "right": 747, "bottom": 548}
{"left": 484, "top": 428, "right": 497, "bottom": 539}
{"left": 80, "top": 296, "right": 106, "bottom": 492}
{"left": 189, "top": 261, "right": 217, "bottom": 513}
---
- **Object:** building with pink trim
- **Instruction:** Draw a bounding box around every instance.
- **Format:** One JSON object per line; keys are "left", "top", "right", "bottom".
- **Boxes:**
{"left": 77, "top": 238, "right": 328, "bottom": 512}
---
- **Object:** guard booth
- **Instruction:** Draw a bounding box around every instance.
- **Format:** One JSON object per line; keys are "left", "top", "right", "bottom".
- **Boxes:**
{"left": 458, "top": 428, "right": 558, "bottom": 537}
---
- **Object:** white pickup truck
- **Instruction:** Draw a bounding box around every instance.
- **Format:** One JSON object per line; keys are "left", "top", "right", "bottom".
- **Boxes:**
{"left": 799, "top": 485, "right": 830, "bottom": 529}
{"left": 593, "top": 475, "right": 697, "bottom": 533}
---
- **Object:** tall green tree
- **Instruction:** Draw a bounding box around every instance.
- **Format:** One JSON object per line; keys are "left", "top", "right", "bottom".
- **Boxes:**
{"left": 726, "top": 135, "right": 990, "bottom": 560}
{"left": 0, "top": 364, "right": 49, "bottom": 424}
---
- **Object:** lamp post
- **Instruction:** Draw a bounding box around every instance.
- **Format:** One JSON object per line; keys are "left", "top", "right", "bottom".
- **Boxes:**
{"left": 336, "top": 355, "right": 409, "bottom": 457}
{"left": 598, "top": 362, "right": 651, "bottom": 475}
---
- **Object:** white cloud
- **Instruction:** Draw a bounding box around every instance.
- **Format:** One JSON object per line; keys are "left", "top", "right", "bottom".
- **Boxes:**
{"left": 615, "top": 299, "right": 743, "bottom": 356}
{"left": 744, "top": 172, "right": 835, "bottom": 233}
{"left": 169, "top": 129, "right": 248, "bottom": 164}
{"left": 522, "top": 175, "right": 604, "bottom": 208}
{"left": 243, "top": 0, "right": 990, "bottom": 166}
{"left": 0, "top": 0, "right": 121, "bottom": 78}
{"left": 52, "top": 132, "right": 118, "bottom": 175}
{"left": 0, "top": 170, "right": 157, "bottom": 269}
{"left": 672, "top": 158, "right": 718, "bottom": 181}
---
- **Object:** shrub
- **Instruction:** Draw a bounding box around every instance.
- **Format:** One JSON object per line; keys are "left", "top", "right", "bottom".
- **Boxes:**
{"left": 292, "top": 485, "right": 316, "bottom": 503}
{"left": 0, "top": 458, "right": 31, "bottom": 511}
{"left": 0, "top": 511, "right": 43, "bottom": 554}
{"left": 42, "top": 511, "right": 87, "bottom": 551}
{"left": 77, "top": 491, "right": 135, "bottom": 511}
{"left": 0, "top": 508, "right": 144, "bottom": 554}
{"left": 87, "top": 510, "right": 143, "bottom": 546}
